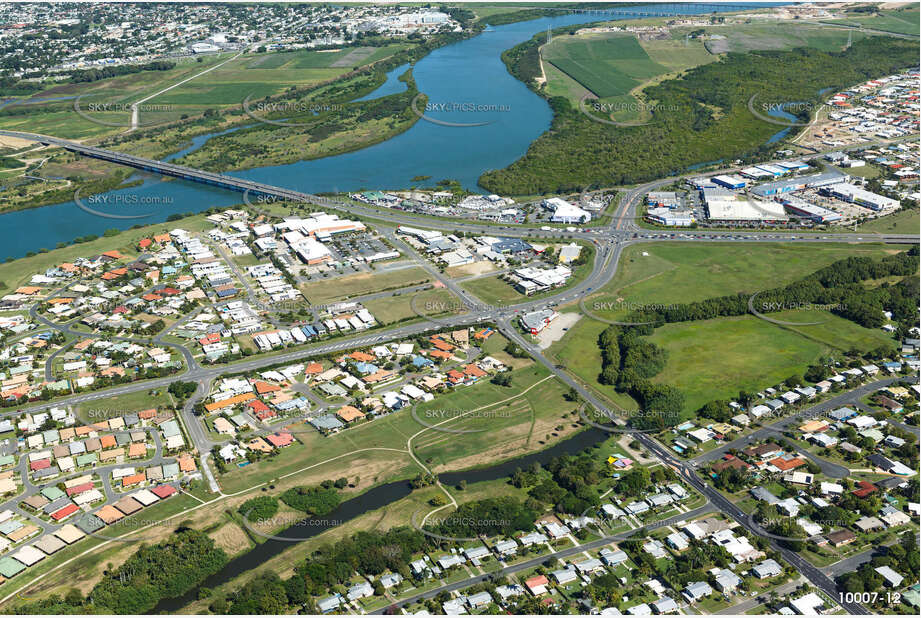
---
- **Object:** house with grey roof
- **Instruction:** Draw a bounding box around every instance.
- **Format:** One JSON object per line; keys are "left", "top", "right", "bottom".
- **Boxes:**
{"left": 682, "top": 581, "right": 713, "bottom": 603}
{"left": 752, "top": 558, "right": 782, "bottom": 579}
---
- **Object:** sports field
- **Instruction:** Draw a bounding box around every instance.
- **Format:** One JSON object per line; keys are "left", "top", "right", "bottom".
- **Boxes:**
{"left": 543, "top": 33, "right": 666, "bottom": 98}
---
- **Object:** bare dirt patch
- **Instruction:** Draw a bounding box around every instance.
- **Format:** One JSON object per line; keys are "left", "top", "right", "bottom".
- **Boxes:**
{"left": 446, "top": 261, "right": 497, "bottom": 278}
{"left": 536, "top": 312, "right": 582, "bottom": 350}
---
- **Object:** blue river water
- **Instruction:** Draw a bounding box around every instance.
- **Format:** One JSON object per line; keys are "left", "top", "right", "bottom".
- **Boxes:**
{"left": 353, "top": 62, "right": 410, "bottom": 101}
{"left": 3, "top": 4, "right": 777, "bottom": 259}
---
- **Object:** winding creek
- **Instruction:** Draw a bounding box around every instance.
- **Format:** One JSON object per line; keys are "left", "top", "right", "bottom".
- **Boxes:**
{"left": 153, "top": 427, "right": 610, "bottom": 613}
{"left": 0, "top": 4, "right": 762, "bottom": 259}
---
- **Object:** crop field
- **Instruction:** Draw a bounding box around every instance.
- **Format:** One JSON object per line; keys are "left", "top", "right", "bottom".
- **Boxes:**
{"left": 543, "top": 33, "right": 666, "bottom": 98}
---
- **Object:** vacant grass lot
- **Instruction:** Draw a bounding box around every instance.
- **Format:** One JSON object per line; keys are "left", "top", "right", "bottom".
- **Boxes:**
{"left": 75, "top": 388, "right": 175, "bottom": 423}
{"left": 699, "top": 23, "right": 869, "bottom": 53}
{"left": 299, "top": 267, "right": 431, "bottom": 304}
{"left": 363, "top": 286, "right": 464, "bottom": 325}
{"left": 584, "top": 242, "right": 894, "bottom": 322}
{"left": 648, "top": 314, "right": 855, "bottom": 415}
{"left": 856, "top": 208, "right": 921, "bottom": 235}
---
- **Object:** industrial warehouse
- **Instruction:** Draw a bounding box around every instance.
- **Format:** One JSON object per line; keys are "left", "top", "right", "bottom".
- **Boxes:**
{"left": 645, "top": 155, "right": 907, "bottom": 229}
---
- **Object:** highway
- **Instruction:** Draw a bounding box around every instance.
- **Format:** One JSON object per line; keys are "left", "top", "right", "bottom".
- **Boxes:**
{"left": 1, "top": 129, "right": 914, "bottom": 613}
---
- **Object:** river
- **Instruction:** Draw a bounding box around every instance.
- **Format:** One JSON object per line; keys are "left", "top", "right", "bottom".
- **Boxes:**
{"left": 0, "top": 3, "right": 770, "bottom": 259}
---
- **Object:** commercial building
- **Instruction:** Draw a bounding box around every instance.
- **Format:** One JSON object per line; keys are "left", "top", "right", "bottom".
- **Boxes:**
{"left": 519, "top": 309, "right": 558, "bottom": 335}
{"left": 781, "top": 197, "right": 843, "bottom": 223}
{"left": 542, "top": 198, "right": 591, "bottom": 224}
{"left": 704, "top": 193, "right": 788, "bottom": 223}
{"left": 646, "top": 207, "right": 695, "bottom": 227}
{"left": 751, "top": 171, "right": 848, "bottom": 197}
{"left": 711, "top": 174, "right": 747, "bottom": 190}
{"left": 821, "top": 183, "right": 900, "bottom": 211}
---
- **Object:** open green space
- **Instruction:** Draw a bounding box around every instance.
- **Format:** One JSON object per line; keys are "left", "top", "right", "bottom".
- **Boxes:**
{"left": 584, "top": 242, "right": 894, "bottom": 320}
{"left": 299, "top": 267, "right": 431, "bottom": 305}
{"left": 412, "top": 364, "right": 578, "bottom": 470}
{"left": 220, "top": 364, "right": 571, "bottom": 493}
{"left": 75, "top": 388, "right": 175, "bottom": 423}
{"left": 645, "top": 313, "right": 887, "bottom": 414}
{"left": 550, "top": 242, "right": 901, "bottom": 414}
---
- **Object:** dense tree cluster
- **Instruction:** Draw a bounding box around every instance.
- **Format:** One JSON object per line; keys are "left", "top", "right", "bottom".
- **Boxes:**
{"left": 280, "top": 485, "right": 341, "bottom": 516}
{"left": 13, "top": 530, "right": 227, "bottom": 614}
{"left": 68, "top": 60, "right": 175, "bottom": 83}
{"left": 597, "top": 324, "right": 684, "bottom": 427}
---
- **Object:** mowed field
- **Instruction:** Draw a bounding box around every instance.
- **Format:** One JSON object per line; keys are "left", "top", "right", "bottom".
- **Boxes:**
{"left": 550, "top": 242, "right": 904, "bottom": 415}
{"left": 647, "top": 311, "right": 894, "bottom": 414}
{"left": 825, "top": 9, "right": 920, "bottom": 36}
{"left": 543, "top": 33, "right": 666, "bottom": 98}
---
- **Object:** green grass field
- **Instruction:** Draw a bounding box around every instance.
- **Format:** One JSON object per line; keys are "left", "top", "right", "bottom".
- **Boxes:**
{"left": 583, "top": 242, "right": 894, "bottom": 322}
{"left": 219, "top": 364, "right": 571, "bottom": 493}
{"left": 543, "top": 33, "right": 666, "bottom": 98}
{"left": 646, "top": 311, "right": 892, "bottom": 415}
{"left": 856, "top": 208, "right": 921, "bottom": 235}
{"left": 362, "top": 286, "right": 463, "bottom": 325}
{"left": 825, "top": 9, "right": 920, "bottom": 36}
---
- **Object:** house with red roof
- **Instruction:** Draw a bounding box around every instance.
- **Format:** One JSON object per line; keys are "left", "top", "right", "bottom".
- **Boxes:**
{"left": 151, "top": 485, "right": 177, "bottom": 499}
{"left": 852, "top": 480, "right": 878, "bottom": 498}
{"left": 265, "top": 432, "right": 294, "bottom": 448}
